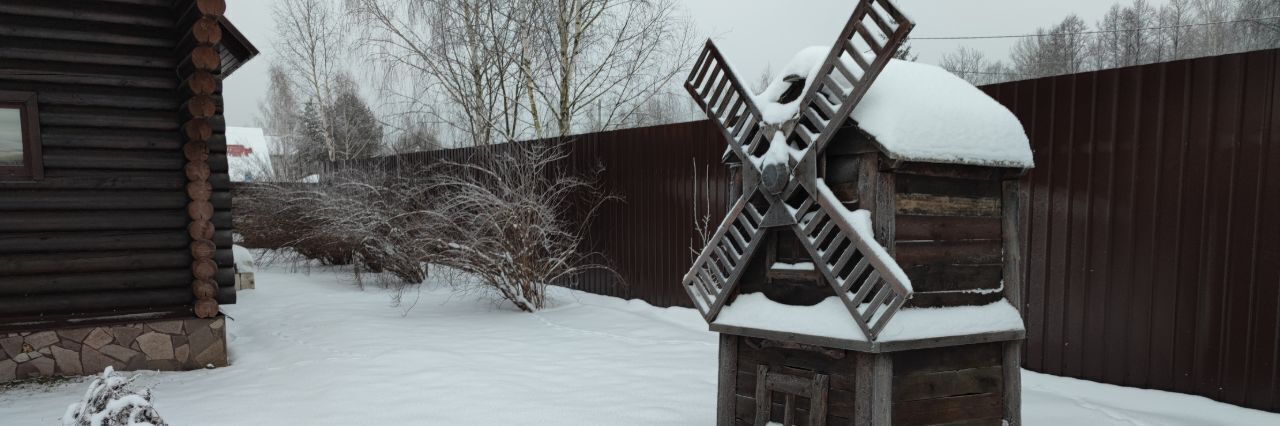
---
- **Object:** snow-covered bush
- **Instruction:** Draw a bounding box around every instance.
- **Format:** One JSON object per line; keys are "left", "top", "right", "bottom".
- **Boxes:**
{"left": 62, "top": 367, "right": 167, "bottom": 426}
{"left": 420, "top": 144, "right": 614, "bottom": 311}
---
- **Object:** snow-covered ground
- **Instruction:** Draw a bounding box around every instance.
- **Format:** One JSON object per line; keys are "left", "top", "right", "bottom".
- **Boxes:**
{"left": 1, "top": 264, "right": 1276, "bottom": 425}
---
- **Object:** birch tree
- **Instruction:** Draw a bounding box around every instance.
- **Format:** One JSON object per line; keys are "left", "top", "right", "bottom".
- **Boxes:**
{"left": 524, "top": 0, "right": 695, "bottom": 137}
{"left": 273, "top": 0, "right": 350, "bottom": 161}
{"left": 347, "top": 0, "right": 535, "bottom": 146}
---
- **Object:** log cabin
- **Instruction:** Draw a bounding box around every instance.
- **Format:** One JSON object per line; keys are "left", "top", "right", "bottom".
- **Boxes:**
{"left": 0, "top": 0, "right": 256, "bottom": 380}
{"left": 681, "top": 1, "right": 1034, "bottom": 424}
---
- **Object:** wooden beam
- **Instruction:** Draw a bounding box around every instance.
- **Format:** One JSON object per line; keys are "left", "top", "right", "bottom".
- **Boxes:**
{"left": 870, "top": 353, "right": 892, "bottom": 425}
{"left": 1004, "top": 340, "right": 1023, "bottom": 425}
{"left": 718, "top": 334, "right": 738, "bottom": 426}
{"left": 0, "top": 288, "right": 194, "bottom": 318}
{"left": 1002, "top": 180, "right": 1026, "bottom": 314}
{"left": 0, "top": 268, "right": 231, "bottom": 297}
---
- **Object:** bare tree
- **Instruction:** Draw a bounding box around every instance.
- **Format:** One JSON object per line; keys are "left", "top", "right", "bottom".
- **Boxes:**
{"left": 255, "top": 64, "right": 303, "bottom": 180}
{"left": 387, "top": 116, "right": 445, "bottom": 154}
{"left": 1155, "top": 0, "right": 1197, "bottom": 61}
{"left": 1192, "top": 0, "right": 1235, "bottom": 57}
{"left": 524, "top": 0, "right": 696, "bottom": 137}
{"left": 943, "top": 46, "right": 997, "bottom": 85}
{"left": 1013, "top": 14, "right": 1090, "bottom": 79}
{"left": 1234, "top": 0, "right": 1280, "bottom": 52}
{"left": 274, "top": 0, "right": 350, "bottom": 161}
{"left": 350, "top": 0, "right": 695, "bottom": 144}
{"left": 347, "top": 0, "right": 536, "bottom": 146}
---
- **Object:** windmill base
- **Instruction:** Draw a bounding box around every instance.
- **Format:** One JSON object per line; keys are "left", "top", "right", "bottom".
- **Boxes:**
{"left": 717, "top": 334, "right": 1022, "bottom": 426}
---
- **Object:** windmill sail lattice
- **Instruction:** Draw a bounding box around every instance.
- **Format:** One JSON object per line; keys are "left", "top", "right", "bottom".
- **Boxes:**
{"left": 683, "top": 0, "right": 916, "bottom": 341}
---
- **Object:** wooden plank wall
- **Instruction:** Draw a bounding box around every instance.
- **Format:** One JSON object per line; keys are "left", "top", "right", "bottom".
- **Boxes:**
{"left": 891, "top": 342, "right": 1005, "bottom": 425}
{"left": 983, "top": 48, "right": 1280, "bottom": 412}
{"left": 892, "top": 171, "right": 1005, "bottom": 308}
{"left": 0, "top": 0, "right": 234, "bottom": 322}
{"left": 731, "top": 337, "right": 857, "bottom": 425}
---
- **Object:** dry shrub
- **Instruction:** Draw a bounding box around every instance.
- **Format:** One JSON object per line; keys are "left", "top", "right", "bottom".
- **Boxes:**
{"left": 234, "top": 169, "right": 433, "bottom": 285}
{"left": 234, "top": 143, "right": 614, "bottom": 311}
{"left": 420, "top": 143, "right": 614, "bottom": 311}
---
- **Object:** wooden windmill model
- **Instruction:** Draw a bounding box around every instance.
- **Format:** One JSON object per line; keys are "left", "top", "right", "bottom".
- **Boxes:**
{"left": 683, "top": 1, "right": 1033, "bottom": 425}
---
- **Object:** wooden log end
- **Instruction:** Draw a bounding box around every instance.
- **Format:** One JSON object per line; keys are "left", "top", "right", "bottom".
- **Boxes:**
{"left": 185, "top": 72, "right": 218, "bottom": 96}
{"left": 184, "top": 141, "right": 211, "bottom": 163}
{"left": 185, "top": 161, "right": 212, "bottom": 181}
{"left": 194, "top": 299, "right": 219, "bottom": 318}
{"left": 184, "top": 120, "right": 213, "bottom": 142}
{"left": 191, "top": 239, "right": 218, "bottom": 259}
{"left": 192, "top": 279, "right": 219, "bottom": 300}
{"left": 186, "top": 198, "right": 212, "bottom": 218}
{"left": 191, "top": 46, "right": 221, "bottom": 72}
{"left": 185, "top": 96, "right": 217, "bottom": 119}
{"left": 187, "top": 182, "right": 214, "bottom": 203}
{"left": 192, "top": 258, "right": 218, "bottom": 280}
{"left": 193, "top": 17, "right": 224, "bottom": 45}
{"left": 188, "top": 220, "right": 215, "bottom": 241}
{"left": 196, "top": 0, "right": 228, "bottom": 18}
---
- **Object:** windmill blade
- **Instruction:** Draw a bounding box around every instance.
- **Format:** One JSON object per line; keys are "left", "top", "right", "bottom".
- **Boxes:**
{"left": 789, "top": 0, "right": 914, "bottom": 154}
{"left": 784, "top": 184, "right": 913, "bottom": 340}
{"left": 682, "top": 190, "right": 770, "bottom": 321}
{"left": 685, "top": 40, "right": 771, "bottom": 167}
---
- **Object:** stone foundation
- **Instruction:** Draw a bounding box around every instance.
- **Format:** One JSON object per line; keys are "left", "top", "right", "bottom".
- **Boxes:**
{"left": 0, "top": 315, "right": 227, "bottom": 381}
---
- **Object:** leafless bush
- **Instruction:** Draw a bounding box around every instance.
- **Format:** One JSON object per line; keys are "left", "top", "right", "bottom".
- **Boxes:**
{"left": 235, "top": 144, "right": 613, "bottom": 311}
{"left": 419, "top": 143, "right": 614, "bottom": 312}
{"left": 234, "top": 168, "right": 434, "bottom": 285}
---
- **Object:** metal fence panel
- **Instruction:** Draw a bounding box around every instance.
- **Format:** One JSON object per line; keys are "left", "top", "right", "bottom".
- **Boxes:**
{"left": 983, "top": 48, "right": 1280, "bottom": 412}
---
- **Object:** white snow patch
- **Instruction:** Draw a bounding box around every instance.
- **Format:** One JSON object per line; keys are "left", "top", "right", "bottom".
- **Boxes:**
{"left": 854, "top": 60, "right": 1033, "bottom": 168}
{"left": 0, "top": 264, "right": 1274, "bottom": 425}
{"left": 754, "top": 46, "right": 830, "bottom": 124}
{"left": 713, "top": 293, "right": 1023, "bottom": 342}
{"left": 1023, "top": 370, "right": 1280, "bottom": 425}
{"left": 771, "top": 262, "right": 814, "bottom": 271}
{"left": 231, "top": 245, "right": 255, "bottom": 273}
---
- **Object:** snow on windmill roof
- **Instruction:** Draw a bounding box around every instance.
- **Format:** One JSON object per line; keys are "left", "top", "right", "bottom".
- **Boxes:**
{"left": 713, "top": 294, "right": 1025, "bottom": 344}
{"left": 755, "top": 47, "right": 1034, "bottom": 169}
{"left": 226, "top": 127, "right": 275, "bottom": 182}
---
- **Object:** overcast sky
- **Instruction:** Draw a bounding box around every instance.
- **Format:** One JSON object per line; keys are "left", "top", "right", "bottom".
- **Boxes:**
{"left": 223, "top": 0, "right": 1170, "bottom": 127}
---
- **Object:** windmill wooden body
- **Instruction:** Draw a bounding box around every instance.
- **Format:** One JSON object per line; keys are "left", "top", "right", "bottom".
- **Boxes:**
{"left": 683, "top": 1, "right": 1033, "bottom": 424}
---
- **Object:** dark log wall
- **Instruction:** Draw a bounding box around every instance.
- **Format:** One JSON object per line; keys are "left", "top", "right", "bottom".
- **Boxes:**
{"left": 0, "top": 0, "right": 235, "bottom": 323}
{"left": 892, "top": 169, "right": 1006, "bottom": 308}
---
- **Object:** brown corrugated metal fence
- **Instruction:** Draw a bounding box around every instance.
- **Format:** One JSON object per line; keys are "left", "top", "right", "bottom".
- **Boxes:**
{"left": 983, "top": 48, "right": 1280, "bottom": 412}
{"left": 336, "top": 121, "right": 729, "bottom": 308}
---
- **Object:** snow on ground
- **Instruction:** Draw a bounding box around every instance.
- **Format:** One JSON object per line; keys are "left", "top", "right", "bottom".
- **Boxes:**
{"left": 1, "top": 264, "right": 1276, "bottom": 425}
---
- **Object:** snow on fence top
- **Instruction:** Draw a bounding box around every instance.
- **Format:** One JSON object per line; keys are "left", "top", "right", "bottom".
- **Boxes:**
{"left": 755, "top": 47, "right": 1034, "bottom": 169}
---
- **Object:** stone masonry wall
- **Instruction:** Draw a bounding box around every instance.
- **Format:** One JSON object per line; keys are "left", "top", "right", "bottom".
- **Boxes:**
{"left": 0, "top": 315, "right": 227, "bottom": 381}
